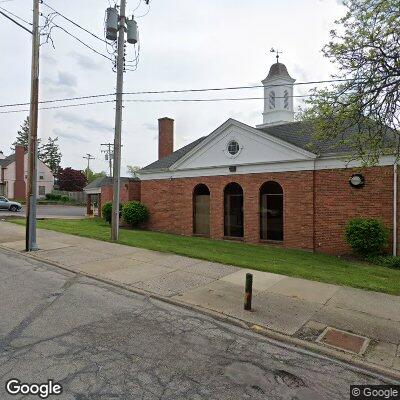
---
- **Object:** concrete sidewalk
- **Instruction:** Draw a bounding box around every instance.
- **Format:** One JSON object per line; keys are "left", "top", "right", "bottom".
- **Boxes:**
{"left": 1, "top": 220, "right": 399, "bottom": 377}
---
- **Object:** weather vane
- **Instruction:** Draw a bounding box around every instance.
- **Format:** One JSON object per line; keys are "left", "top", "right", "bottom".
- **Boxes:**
{"left": 270, "top": 48, "right": 282, "bottom": 63}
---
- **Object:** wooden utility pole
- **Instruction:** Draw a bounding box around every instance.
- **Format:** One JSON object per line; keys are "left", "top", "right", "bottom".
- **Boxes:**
{"left": 83, "top": 153, "right": 95, "bottom": 180}
{"left": 101, "top": 143, "right": 114, "bottom": 177}
{"left": 111, "top": 0, "right": 126, "bottom": 241}
{"left": 26, "top": 0, "right": 40, "bottom": 252}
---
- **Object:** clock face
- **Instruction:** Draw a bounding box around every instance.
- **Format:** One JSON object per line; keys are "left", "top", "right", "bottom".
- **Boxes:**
{"left": 349, "top": 174, "right": 364, "bottom": 188}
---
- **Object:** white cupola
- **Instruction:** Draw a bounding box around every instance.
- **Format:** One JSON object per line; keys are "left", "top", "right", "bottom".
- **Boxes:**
{"left": 256, "top": 61, "right": 296, "bottom": 128}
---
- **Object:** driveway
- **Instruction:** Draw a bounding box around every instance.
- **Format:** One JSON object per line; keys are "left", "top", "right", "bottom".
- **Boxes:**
{"left": 0, "top": 205, "right": 86, "bottom": 219}
{"left": 0, "top": 248, "right": 388, "bottom": 399}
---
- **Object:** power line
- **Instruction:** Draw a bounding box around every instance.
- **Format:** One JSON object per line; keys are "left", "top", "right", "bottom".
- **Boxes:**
{"left": 47, "top": 22, "right": 114, "bottom": 61}
{"left": 0, "top": 100, "right": 114, "bottom": 114}
{"left": 0, "top": 5, "right": 31, "bottom": 25}
{"left": 0, "top": 9, "right": 32, "bottom": 33}
{"left": 41, "top": 1, "right": 108, "bottom": 44}
{"left": 0, "top": 78, "right": 353, "bottom": 109}
{"left": 0, "top": 95, "right": 311, "bottom": 115}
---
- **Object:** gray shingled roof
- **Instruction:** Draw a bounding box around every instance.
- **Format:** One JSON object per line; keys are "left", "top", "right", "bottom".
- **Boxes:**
{"left": 265, "top": 62, "right": 293, "bottom": 80}
{"left": 84, "top": 176, "right": 137, "bottom": 190}
{"left": 0, "top": 154, "right": 16, "bottom": 168}
{"left": 257, "top": 121, "right": 356, "bottom": 154}
{"left": 141, "top": 136, "right": 206, "bottom": 171}
{"left": 141, "top": 119, "right": 379, "bottom": 172}
{"left": 142, "top": 122, "right": 349, "bottom": 171}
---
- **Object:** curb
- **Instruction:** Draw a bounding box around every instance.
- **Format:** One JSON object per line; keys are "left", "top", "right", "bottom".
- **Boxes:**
{"left": 2, "top": 244, "right": 400, "bottom": 383}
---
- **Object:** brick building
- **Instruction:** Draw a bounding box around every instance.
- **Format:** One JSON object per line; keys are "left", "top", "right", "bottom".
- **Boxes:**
{"left": 84, "top": 176, "right": 140, "bottom": 217}
{"left": 100, "top": 61, "right": 398, "bottom": 255}
{"left": 137, "top": 62, "right": 398, "bottom": 255}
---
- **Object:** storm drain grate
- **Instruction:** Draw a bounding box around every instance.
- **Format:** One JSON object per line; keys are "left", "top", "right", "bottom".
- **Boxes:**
{"left": 316, "top": 327, "right": 370, "bottom": 355}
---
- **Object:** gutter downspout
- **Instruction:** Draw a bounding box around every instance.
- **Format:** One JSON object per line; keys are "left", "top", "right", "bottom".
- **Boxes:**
{"left": 393, "top": 162, "right": 397, "bottom": 256}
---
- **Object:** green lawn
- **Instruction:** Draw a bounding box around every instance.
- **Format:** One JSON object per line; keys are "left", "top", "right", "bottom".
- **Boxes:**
{"left": 11, "top": 218, "right": 400, "bottom": 295}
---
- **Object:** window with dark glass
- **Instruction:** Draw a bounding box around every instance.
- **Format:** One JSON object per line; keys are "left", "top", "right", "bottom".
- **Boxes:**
{"left": 227, "top": 140, "right": 240, "bottom": 156}
{"left": 224, "top": 182, "right": 244, "bottom": 238}
{"left": 269, "top": 91, "right": 276, "bottom": 109}
{"left": 284, "top": 90, "right": 289, "bottom": 109}
{"left": 260, "top": 181, "right": 283, "bottom": 241}
{"left": 193, "top": 184, "right": 210, "bottom": 236}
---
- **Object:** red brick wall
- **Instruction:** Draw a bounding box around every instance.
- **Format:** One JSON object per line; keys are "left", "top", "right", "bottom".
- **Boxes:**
{"left": 314, "top": 166, "right": 394, "bottom": 254}
{"left": 141, "top": 171, "right": 315, "bottom": 251}
{"left": 101, "top": 180, "right": 141, "bottom": 205}
{"left": 128, "top": 180, "right": 141, "bottom": 201}
{"left": 140, "top": 166, "right": 397, "bottom": 255}
{"left": 101, "top": 183, "right": 129, "bottom": 204}
{"left": 13, "top": 145, "right": 26, "bottom": 200}
{"left": 158, "top": 118, "right": 174, "bottom": 160}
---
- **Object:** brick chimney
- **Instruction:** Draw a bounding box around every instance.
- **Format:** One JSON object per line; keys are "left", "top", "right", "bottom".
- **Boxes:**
{"left": 13, "top": 145, "right": 26, "bottom": 200}
{"left": 158, "top": 117, "right": 174, "bottom": 160}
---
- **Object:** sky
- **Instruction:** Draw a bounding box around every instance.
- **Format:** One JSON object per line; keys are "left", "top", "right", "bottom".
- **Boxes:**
{"left": 0, "top": 0, "right": 345, "bottom": 175}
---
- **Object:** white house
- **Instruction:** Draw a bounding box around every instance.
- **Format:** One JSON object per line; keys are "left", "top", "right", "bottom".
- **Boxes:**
{"left": 0, "top": 145, "right": 54, "bottom": 199}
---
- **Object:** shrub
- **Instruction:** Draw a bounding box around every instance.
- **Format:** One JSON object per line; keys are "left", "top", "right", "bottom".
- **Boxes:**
{"left": 368, "top": 255, "right": 400, "bottom": 269}
{"left": 122, "top": 201, "right": 149, "bottom": 228}
{"left": 345, "top": 218, "right": 388, "bottom": 257}
{"left": 45, "top": 193, "right": 62, "bottom": 201}
{"left": 102, "top": 202, "right": 122, "bottom": 224}
{"left": 102, "top": 202, "right": 113, "bottom": 223}
{"left": 60, "top": 195, "right": 70, "bottom": 202}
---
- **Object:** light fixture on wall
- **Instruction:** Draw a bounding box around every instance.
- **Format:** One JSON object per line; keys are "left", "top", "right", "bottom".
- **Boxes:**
{"left": 349, "top": 174, "right": 365, "bottom": 188}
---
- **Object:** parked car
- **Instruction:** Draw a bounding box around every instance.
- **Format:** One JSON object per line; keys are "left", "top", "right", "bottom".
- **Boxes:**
{"left": 0, "top": 196, "right": 22, "bottom": 212}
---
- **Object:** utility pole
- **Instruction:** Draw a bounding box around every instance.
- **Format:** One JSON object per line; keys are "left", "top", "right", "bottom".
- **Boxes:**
{"left": 26, "top": 0, "right": 40, "bottom": 252}
{"left": 111, "top": 0, "right": 126, "bottom": 241}
{"left": 101, "top": 143, "right": 114, "bottom": 177}
{"left": 83, "top": 153, "right": 95, "bottom": 180}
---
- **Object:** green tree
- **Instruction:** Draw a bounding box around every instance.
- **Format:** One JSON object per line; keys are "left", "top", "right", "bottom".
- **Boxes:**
{"left": 11, "top": 117, "right": 33, "bottom": 150}
{"left": 302, "top": 0, "right": 400, "bottom": 165}
{"left": 40, "top": 137, "right": 62, "bottom": 176}
{"left": 85, "top": 168, "right": 107, "bottom": 184}
{"left": 127, "top": 165, "right": 140, "bottom": 178}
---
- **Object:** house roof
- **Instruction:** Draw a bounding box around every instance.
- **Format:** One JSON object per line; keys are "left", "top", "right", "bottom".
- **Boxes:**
{"left": 141, "top": 120, "right": 357, "bottom": 172}
{"left": 0, "top": 153, "right": 16, "bottom": 168}
{"left": 83, "top": 176, "right": 138, "bottom": 191}
{"left": 141, "top": 136, "right": 206, "bottom": 171}
{"left": 256, "top": 121, "right": 356, "bottom": 154}
{"left": 265, "top": 62, "right": 293, "bottom": 80}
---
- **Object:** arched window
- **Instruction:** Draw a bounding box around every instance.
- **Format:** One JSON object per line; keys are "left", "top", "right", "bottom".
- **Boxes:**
{"left": 269, "top": 91, "right": 276, "bottom": 109}
{"left": 193, "top": 184, "right": 210, "bottom": 236}
{"left": 224, "top": 182, "right": 243, "bottom": 238}
{"left": 260, "top": 181, "right": 283, "bottom": 241}
{"left": 284, "top": 90, "right": 289, "bottom": 109}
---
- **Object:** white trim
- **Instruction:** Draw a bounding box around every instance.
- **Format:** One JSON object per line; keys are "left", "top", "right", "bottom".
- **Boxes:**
{"left": 84, "top": 188, "right": 101, "bottom": 195}
{"left": 170, "top": 119, "right": 316, "bottom": 170}
{"left": 139, "top": 155, "right": 397, "bottom": 181}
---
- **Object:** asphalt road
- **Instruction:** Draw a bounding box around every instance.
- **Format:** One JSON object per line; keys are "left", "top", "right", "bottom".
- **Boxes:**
{"left": 0, "top": 205, "right": 86, "bottom": 218}
{"left": 0, "top": 249, "right": 389, "bottom": 400}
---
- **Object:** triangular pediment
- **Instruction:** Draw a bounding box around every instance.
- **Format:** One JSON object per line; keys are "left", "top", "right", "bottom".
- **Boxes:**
{"left": 172, "top": 119, "right": 316, "bottom": 171}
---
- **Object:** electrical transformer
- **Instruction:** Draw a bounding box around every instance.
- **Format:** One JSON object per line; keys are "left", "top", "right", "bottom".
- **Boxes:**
{"left": 106, "top": 7, "right": 118, "bottom": 41}
{"left": 126, "top": 18, "right": 138, "bottom": 44}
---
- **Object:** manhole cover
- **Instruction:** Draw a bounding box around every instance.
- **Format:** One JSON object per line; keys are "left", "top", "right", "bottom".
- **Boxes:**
{"left": 316, "top": 327, "right": 370, "bottom": 355}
